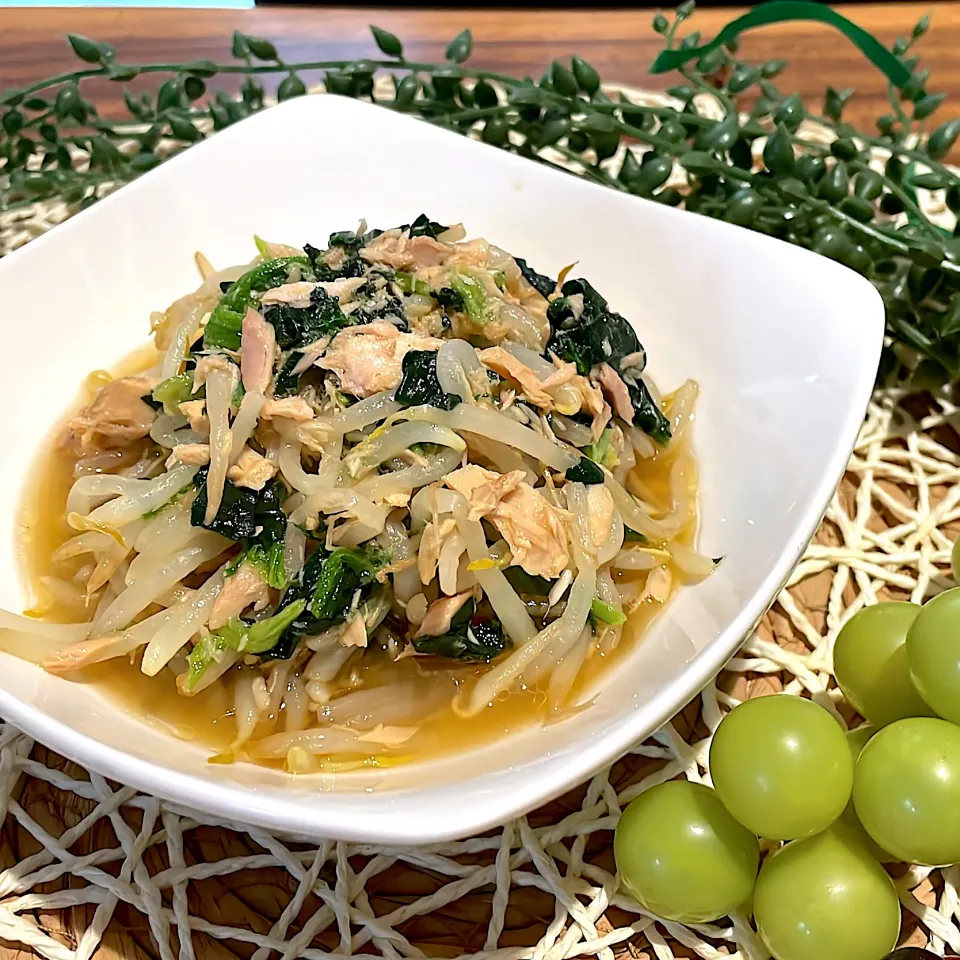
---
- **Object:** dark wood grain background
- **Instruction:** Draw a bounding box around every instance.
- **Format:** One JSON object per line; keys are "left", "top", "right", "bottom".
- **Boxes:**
{"left": 1, "top": 3, "right": 959, "bottom": 138}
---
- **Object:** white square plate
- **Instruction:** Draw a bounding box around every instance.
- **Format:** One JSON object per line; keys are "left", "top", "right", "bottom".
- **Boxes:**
{"left": 0, "top": 95, "right": 883, "bottom": 843}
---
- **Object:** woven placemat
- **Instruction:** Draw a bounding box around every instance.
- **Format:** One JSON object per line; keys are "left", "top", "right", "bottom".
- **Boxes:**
{"left": 1, "top": 87, "right": 959, "bottom": 960}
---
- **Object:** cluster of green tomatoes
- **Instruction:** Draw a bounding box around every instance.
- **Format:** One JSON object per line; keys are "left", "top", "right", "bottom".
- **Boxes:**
{"left": 613, "top": 548, "right": 960, "bottom": 960}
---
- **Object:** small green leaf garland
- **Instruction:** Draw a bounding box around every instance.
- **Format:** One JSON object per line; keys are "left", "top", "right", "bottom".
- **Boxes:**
{"left": 2, "top": 1, "right": 959, "bottom": 384}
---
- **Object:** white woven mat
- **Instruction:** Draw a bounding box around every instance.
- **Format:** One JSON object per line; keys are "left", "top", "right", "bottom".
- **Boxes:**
{"left": 1, "top": 88, "right": 958, "bottom": 960}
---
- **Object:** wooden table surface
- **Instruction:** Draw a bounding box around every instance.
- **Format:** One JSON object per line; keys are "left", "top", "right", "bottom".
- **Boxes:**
{"left": 1, "top": 2, "right": 959, "bottom": 135}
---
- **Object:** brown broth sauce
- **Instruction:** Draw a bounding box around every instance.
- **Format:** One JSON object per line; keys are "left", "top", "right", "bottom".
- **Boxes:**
{"left": 17, "top": 352, "right": 694, "bottom": 771}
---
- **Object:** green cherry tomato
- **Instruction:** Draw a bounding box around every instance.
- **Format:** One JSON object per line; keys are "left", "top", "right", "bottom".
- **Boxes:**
{"left": 854, "top": 716, "right": 960, "bottom": 865}
{"left": 907, "top": 587, "right": 960, "bottom": 723}
{"left": 951, "top": 538, "right": 960, "bottom": 583}
{"left": 834, "top": 602, "right": 934, "bottom": 726}
{"left": 709, "top": 696, "right": 853, "bottom": 839}
{"left": 613, "top": 780, "right": 759, "bottom": 923}
{"left": 753, "top": 823, "right": 900, "bottom": 960}
{"left": 838, "top": 726, "right": 894, "bottom": 862}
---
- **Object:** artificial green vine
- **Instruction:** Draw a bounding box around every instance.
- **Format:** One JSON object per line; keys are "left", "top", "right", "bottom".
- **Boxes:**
{"left": 2, "top": 2, "right": 960, "bottom": 380}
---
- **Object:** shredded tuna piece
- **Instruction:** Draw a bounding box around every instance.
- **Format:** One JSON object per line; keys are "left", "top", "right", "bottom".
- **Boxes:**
{"left": 178, "top": 399, "right": 209, "bottom": 437}
{"left": 291, "top": 337, "right": 332, "bottom": 376}
{"left": 316, "top": 276, "right": 367, "bottom": 303}
{"left": 227, "top": 446, "right": 278, "bottom": 491}
{"left": 240, "top": 308, "right": 276, "bottom": 395}
{"left": 193, "top": 355, "right": 238, "bottom": 393}
{"left": 444, "top": 465, "right": 527, "bottom": 521}
{"left": 375, "top": 556, "right": 417, "bottom": 583}
{"left": 362, "top": 229, "right": 450, "bottom": 270}
{"left": 166, "top": 443, "right": 211, "bottom": 467}
{"left": 415, "top": 592, "right": 473, "bottom": 638}
{"left": 339, "top": 617, "right": 368, "bottom": 648}
{"left": 318, "top": 321, "right": 443, "bottom": 399}
{"left": 208, "top": 562, "right": 270, "bottom": 630}
{"left": 260, "top": 396, "right": 315, "bottom": 421}
{"left": 259, "top": 281, "right": 316, "bottom": 308}
{"left": 445, "top": 466, "right": 569, "bottom": 577}
{"left": 62, "top": 376, "right": 158, "bottom": 455}
{"left": 597, "top": 363, "right": 635, "bottom": 423}
{"left": 493, "top": 483, "right": 571, "bottom": 579}
{"left": 418, "top": 517, "right": 457, "bottom": 585}
{"left": 586, "top": 484, "right": 615, "bottom": 551}
{"left": 479, "top": 348, "right": 554, "bottom": 407}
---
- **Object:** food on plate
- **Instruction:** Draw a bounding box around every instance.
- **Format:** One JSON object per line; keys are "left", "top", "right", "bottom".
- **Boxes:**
{"left": 5, "top": 216, "right": 708, "bottom": 772}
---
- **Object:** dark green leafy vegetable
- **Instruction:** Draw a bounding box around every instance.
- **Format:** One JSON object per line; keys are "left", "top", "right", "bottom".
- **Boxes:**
{"left": 413, "top": 600, "right": 508, "bottom": 662}
{"left": 264, "top": 287, "right": 350, "bottom": 349}
{"left": 513, "top": 256, "right": 556, "bottom": 298}
{"left": 191, "top": 468, "right": 259, "bottom": 540}
{"left": 152, "top": 371, "right": 197, "bottom": 412}
{"left": 449, "top": 273, "right": 489, "bottom": 325}
{"left": 623, "top": 527, "right": 650, "bottom": 544}
{"left": 184, "top": 599, "right": 306, "bottom": 689}
{"left": 264, "top": 547, "right": 328, "bottom": 660}
{"left": 239, "top": 481, "right": 290, "bottom": 589}
{"left": 307, "top": 545, "right": 387, "bottom": 623}
{"left": 434, "top": 286, "right": 465, "bottom": 312}
{"left": 204, "top": 257, "right": 312, "bottom": 350}
{"left": 547, "top": 279, "right": 642, "bottom": 376}
{"left": 273, "top": 352, "right": 302, "bottom": 398}
{"left": 626, "top": 377, "right": 672, "bottom": 445}
{"left": 548, "top": 278, "right": 671, "bottom": 444}
{"left": 395, "top": 349, "right": 461, "bottom": 410}
{"left": 565, "top": 457, "right": 605, "bottom": 485}
{"left": 503, "top": 567, "right": 553, "bottom": 596}
{"left": 400, "top": 214, "right": 449, "bottom": 239}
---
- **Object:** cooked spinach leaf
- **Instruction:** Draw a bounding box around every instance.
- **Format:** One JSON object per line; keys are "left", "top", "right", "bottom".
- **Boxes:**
{"left": 303, "top": 227, "right": 383, "bottom": 282}
{"left": 412, "top": 600, "right": 508, "bottom": 662}
{"left": 625, "top": 376, "right": 672, "bottom": 445}
{"left": 503, "top": 567, "right": 553, "bottom": 596}
{"left": 400, "top": 214, "right": 449, "bottom": 239}
{"left": 204, "top": 256, "right": 313, "bottom": 351}
{"left": 450, "top": 273, "right": 489, "bottom": 325}
{"left": 546, "top": 278, "right": 671, "bottom": 444}
{"left": 265, "top": 544, "right": 389, "bottom": 660}
{"left": 308, "top": 546, "right": 387, "bottom": 624}
{"left": 565, "top": 457, "right": 604, "bottom": 485}
{"left": 395, "top": 350, "right": 461, "bottom": 411}
{"left": 264, "top": 287, "right": 349, "bottom": 349}
{"left": 350, "top": 288, "right": 406, "bottom": 327}
{"left": 183, "top": 599, "right": 306, "bottom": 690}
{"left": 191, "top": 468, "right": 259, "bottom": 540}
{"left": 263, "top": 546, "right": 328, "bottom": 660}
{"left": 238, "top": 481, "right": 290, "bottom": 589}
{"left": 434, "top": 286, "right": 465, "bottom": 312}
{"left": 152, "top": 372, "right": 198, "bottom": 413}
{"left": 513, "top": 256, "right": 556, "bottom": 298}
{"left": 623, "top": 527, "right": 649, "bottom": 544}
{"left": 546, "top": 278, "right": 642, "bottom": 376}
{"left": 273, "top": 352, "right": 302, "bottom": 398}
